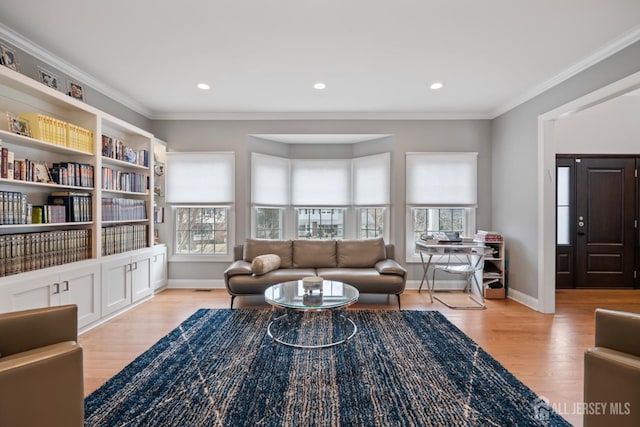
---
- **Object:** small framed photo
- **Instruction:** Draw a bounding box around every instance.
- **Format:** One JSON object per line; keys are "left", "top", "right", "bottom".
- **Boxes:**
{"left": 33, "top": 161, "right": 52, "bottom": 183}
{"left": 0, "top": 44, "right": 18, "bottom": 71}
{"left": 67, "top": 80, "right": 85, "bottom": 102}
{"left": 6, "top": 114, "right": 31, "bottom": 137}
{"left": 37, "top": 66, "right": 62, "bottom": 91}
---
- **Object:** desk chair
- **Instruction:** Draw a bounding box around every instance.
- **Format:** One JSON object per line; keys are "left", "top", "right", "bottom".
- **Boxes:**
{"left": 431, "top": 252, "right": 485, "bottom": 309}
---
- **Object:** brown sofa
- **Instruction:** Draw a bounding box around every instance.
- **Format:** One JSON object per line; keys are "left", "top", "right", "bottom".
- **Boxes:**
{"left": 224, "top": 238, "right": 407, "bottom": 309}
{"left": 583, "top": 308, "right": 640, "bottom": 427}
{"left": 0, "top": 305, "right": 84, "bottom": 427}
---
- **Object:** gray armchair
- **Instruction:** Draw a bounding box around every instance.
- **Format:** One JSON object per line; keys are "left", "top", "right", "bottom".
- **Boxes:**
{"left": 584, "top": 308, "right": 640, "bottom": 427}
{"left": 0, "top": 304, "right": 84, "bottom": 427}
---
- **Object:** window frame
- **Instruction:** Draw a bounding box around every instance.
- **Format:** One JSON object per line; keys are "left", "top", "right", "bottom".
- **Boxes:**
{"left": 356, "top": 206, "right": 389, "bottom": 241}
{"left": 405, "top": 206, "right": 476, "bottom": 263}
{"left": 170, "top": 205, "right": 234, "bottom": 262}
{"left": 252, "top": 206, "right": 285, "bottom": 240}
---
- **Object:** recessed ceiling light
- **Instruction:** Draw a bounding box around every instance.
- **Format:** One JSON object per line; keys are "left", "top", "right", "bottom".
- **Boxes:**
{"left": 197, "top": 83, "right": 211, "bottom": 90}
{"left": 314, "top": 82, "right": 326, "bottom": 90}
{"left": 430, "top": 82, "right": 444, "bottom": 90}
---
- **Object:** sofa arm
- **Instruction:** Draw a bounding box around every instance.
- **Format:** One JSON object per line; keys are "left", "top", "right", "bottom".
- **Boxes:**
{"left": 0, "top": 342, "right": 84, "bottom": 427}
{"left": 224, "top": 260, "right": 253, "bottom": 278}
{"left": 595, "top": 309, "right": 640, "bottom": 357}
{"left": 375, "top": 259, "right": 406, "bottom": 276}
{"left": 0, "top": 305, "right": 77, "bottom": 358}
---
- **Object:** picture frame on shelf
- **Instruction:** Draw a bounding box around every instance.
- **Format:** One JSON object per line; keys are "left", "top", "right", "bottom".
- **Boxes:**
{"left": 37, "top": 66, "right": 62, "bottom": 91}
{"left": 0, "top": 44, "right": 18, "bottom": 71}
{"left": 67, "top": 80, "right": 85, "bottom": 102}
{"left": 33, "top": 161, "right": 52, "bottom": 183}
{"left": 6, "top": 113, "right": 31, "bottom": 136}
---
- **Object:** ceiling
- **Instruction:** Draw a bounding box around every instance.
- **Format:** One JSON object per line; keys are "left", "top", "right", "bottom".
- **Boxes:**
{"left": 0, "top": 1, "right": 639, "bottom": 120}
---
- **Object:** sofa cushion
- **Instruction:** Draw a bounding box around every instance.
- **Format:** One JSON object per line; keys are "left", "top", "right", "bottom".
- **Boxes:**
{"left": 251, "top": 254, "right": 281, "bottom": 275}
{"left": 227, "top": 269, "right": 317, "bottom": 294}
{"left": 317, "top": 268, "right": 405, "bottom": 294}
{"left": 244, "top": 239, "right": 293, "bottom": 268}
{"left": 337, "top": 238, "right": 386, "bottom": 268}
{"left": 293, "top": 240, "right": 337, "bottom": 268}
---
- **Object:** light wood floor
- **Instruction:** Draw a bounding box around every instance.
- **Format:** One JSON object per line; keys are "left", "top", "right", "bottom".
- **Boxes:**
{"left": 79, "top": 288, "right": 640, "bottom": 427}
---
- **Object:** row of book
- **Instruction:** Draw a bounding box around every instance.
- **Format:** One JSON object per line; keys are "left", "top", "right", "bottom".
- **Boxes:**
{"left": 102, "top": 198, "right": 146, "bottom": 221}
{"left": 0, "top": 190, "right": 93, "bottom": 225}
{"left": 48, "top": 192, "right": 92, "bottom": 222}
{"left": 18, "top": 113, "right": 93, "bottom": 153}
{"left": 473, "top": 230, "right": 503, "bottom": 243}
{"left": 49, "top": 162, "right": 94, "bottom": 188}
{"left": 0, "top": 229, "right": 91, "bottom": 277}
{"left": 102, "top": 224, "right": 148, "bottom": 256}
{"left": 0, "top": 191, "right": 27, "bottom": 225}
{"left": 101, "top": 135, "right": 149, "bottom": 167}
{"left": 101, "top": 167, "right": 149, "bottom": 193}
{"left": 0, "top": 146, "right": 94, "bottom": 189}
{"left": 31, "top": 205, "right": 66, "bottom": 224}
{"left": 1, "top": 147, "right": 48, "bottom": 183}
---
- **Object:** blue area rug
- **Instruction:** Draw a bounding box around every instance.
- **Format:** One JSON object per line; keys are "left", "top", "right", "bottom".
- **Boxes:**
{"left": 84, "top": 309, "right": 570, "bottom": 426}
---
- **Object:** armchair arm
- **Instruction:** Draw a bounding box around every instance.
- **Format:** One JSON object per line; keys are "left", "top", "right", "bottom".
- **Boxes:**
{"left": 594, "top": 308, "right": 640, "bottom": 357}
{"left": 0, "top": 342, "right": 84, "bottom": 427}
{"left": 0, "top": 305, "right": 77, "bottom": 358}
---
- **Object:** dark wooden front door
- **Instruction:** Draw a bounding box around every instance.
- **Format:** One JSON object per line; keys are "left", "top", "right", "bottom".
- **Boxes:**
{"left": 574, "top": 158, "right": 636, "bottom": 288}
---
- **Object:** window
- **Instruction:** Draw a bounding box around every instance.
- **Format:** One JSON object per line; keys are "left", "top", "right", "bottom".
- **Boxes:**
{"left": 556, "top": 166, "right": 570, "bottom": 245}
{"left": 296, "top": 208, "right": 344, "bottom": 239}
{"left": 175, "top": 207, "right": 229, "bottom": 254}
{"left": 250, "top": 153, "right": 390, "bottom": 240}
{"left": 358, "top": 207, "right": 386, "bottom": 239}
{"left": 411, "top": 207, "right": 467, "bottom": 242}
{"left": 167, "top": 152, "right": 234, "bottom": 258}
{"left": 255, "top": 207, "right": 283, "bottom": 239}
{"left": 406, "top": 152, "right": 477, "bottom": 261}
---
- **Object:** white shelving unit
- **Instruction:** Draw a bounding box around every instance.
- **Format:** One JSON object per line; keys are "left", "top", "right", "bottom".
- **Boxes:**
{"left": 482, "top": 240, "right": 506, "bottom": 299}
{"left": 0, "top": 65, "right": 163, "bottom": 331}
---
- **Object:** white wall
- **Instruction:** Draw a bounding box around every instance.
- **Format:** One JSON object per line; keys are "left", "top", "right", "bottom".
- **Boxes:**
{"left": 555, "top": 94, "right": 640, "bottom": 154}
{"left": 492, "top": 40, "right": 640, "bottom": 307}
{"left": 151, "top": 119, "right": 492, "bottom": 284}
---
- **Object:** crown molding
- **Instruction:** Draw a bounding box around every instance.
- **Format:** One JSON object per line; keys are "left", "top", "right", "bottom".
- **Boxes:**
{"left": 491, "top": 24, "right": 640, "bottom": 119}
{"left": 149, "top": 111, "right": 493, "bottom": 121}
{"left": 0, "top": 22, "right": 154, "bottom": 119}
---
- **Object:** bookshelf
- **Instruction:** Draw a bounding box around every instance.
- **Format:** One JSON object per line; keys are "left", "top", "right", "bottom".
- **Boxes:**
{"left": 482, "top": 240, "right": 506, "bottom": 299}
{"left": 0, "top": 65, "right": 161, "bottom": 329}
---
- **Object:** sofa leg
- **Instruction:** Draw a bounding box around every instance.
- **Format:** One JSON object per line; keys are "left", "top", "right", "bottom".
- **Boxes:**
{"left": 397, "top": 294, "right": 401, "bottom": 310}
{"left": 230, "top": 295, "right": 236, "bottom": 310}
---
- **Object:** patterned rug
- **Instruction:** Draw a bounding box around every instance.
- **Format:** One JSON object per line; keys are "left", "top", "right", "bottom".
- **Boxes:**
{"left": 84, "top": 309, "right": 570, "bottom": 426}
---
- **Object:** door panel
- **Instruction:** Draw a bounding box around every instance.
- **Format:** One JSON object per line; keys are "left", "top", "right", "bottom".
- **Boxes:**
{"left": 575, "top": 158, "right": 635, "bottom": 288}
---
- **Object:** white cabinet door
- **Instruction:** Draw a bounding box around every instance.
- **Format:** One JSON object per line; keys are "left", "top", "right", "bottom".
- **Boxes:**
{"left": 60, "top": 264, "right": 101, "bottom": 328}
{"left": 131, "top": 251, "right": 152, "bottom": 303}
{"left": 101, "top": 255, "right": 132, "bottom": 316}
{"left": 152, "top": 245, "right": 167, "bottom": 291}
{"left": 0, "top": 272, "right": 58, "bottom": 313}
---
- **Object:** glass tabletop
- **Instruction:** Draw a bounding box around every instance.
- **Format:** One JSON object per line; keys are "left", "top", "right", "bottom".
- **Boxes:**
{"left": 264, "top": 280, "right": 359, "bottom": 310}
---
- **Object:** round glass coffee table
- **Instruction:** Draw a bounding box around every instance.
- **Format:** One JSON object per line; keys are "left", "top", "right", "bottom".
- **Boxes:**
{"left": 264, "top": 280, "right": 359, "bottom": 349}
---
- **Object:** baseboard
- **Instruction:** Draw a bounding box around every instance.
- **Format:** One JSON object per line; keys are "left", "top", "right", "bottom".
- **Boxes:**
{"left": 168, "top": 279, "right": 226, "bottom": 289}
{"left": 507, "top": 288, "right": 540, "bottom": 311}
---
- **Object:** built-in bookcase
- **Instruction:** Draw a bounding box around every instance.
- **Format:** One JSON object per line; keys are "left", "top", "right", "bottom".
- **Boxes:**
{"left": 0, "top": 65, "right": 163, "bottom": 330}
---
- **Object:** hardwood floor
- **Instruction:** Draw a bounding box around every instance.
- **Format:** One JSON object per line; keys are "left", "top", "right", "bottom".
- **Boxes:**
{"left": 79, "top": 288, "right": 640, "bottom": 427}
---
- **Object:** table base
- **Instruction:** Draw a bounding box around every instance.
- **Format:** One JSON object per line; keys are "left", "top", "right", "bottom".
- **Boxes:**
{"left": 267, "top": 309, "right": 357, "bottom": 349}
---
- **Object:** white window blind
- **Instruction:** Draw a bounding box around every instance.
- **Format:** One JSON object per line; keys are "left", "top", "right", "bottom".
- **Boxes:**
{"left": 251, "top": 153, "right": 290, "bottom": 206}
{"left": 406, "top": 152, "right": 477, "bottom": 206}
{"left": 353, "top": 153, "right": 390, "bottom": 206}
{"left": 291, "top": 159, "right": 351, "bottom": 206}
{"left": 166, "top": 152, "right": 235, "bottom": 203}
